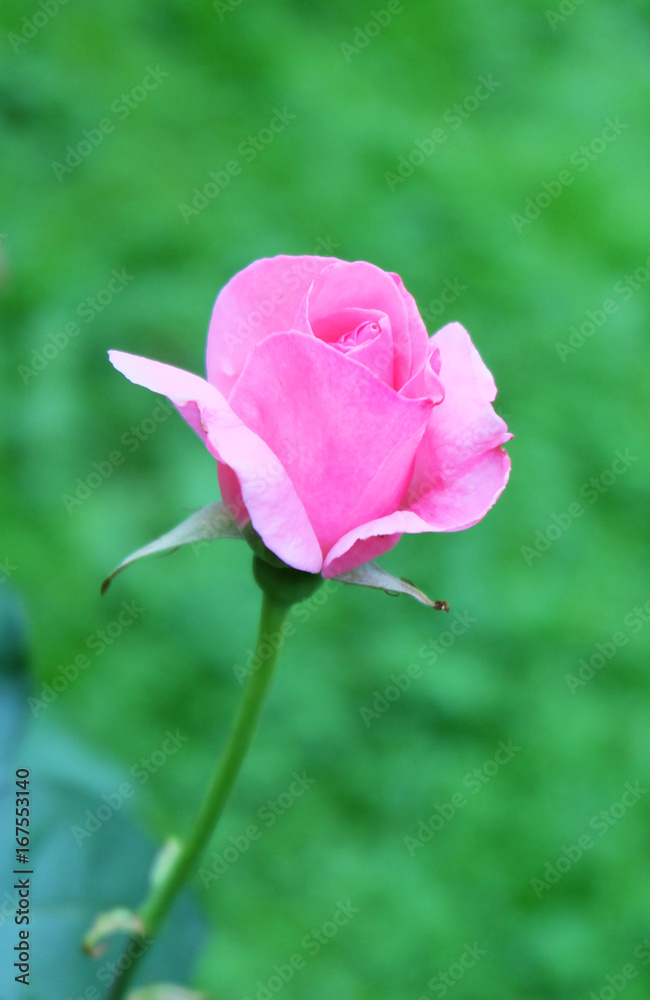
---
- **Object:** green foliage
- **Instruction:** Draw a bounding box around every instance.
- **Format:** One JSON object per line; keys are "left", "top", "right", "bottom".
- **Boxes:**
{"left": 1, "top": 0, "right": 649, "bottom": 996}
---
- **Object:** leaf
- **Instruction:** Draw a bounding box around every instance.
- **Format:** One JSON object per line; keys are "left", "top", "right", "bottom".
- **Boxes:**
{"left": 127, "top": 986, "right": 210, "bottom": 1000}
{"left": 102, "top": 502, "right": 243, "bottom": 593}
{"left": 333, "top": 561, "right": 449, "bottom": 610}
{"left": 82, "top": 907, "right": 144, "bottom": 957}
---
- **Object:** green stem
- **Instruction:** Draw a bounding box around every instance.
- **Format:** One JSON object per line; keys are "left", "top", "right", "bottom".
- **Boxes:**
{"left": 106, "top": 594, "right": 290, "bottom": 1000}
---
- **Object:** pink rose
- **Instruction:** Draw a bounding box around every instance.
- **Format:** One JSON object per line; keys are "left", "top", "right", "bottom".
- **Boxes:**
{"left": 109, "top": 255, "right": 511, "bottom": 578}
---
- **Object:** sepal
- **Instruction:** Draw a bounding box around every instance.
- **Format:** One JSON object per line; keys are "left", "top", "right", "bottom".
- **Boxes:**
{"left": 333, "top": 560, "right": 449, "bottom": 609}
{"left": 252, "top": 555, "right": 323, "bottom": 607}
{"left": 102, "top": 502, "right": 242, "bottom": 593}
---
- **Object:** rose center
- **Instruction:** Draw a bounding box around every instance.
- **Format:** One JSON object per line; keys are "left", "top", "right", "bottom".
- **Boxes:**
{"left": 335, "top": 320, "right": 382, "bottom": 352}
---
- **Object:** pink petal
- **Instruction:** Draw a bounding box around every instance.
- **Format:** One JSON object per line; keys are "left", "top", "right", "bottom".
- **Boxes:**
{"left": 228, "top": 333, "right": 435, "bottom": 556}
{"left": 206, "top": 255, "right": 338, "bottom": 398}
{"left": 388, "top": 270, "right": 430, "bottom": 380}
{"left": 324, "top": 511, "right": 426, "bottom": 577}
{"left": 409, "top": 445, "right": 511, "bottom": 530}
{"left": 408, "top": 322, "right": 512, "bottom": 498}
{"left": 216, "top": 461, "right": 248, "bottom": 528}
{"left": 400, "top": 340, "right": 445, "bottom": 403}
{"left": 322, "top": 324, "right": 512, "bottom": 574}
{"left": 108, "top": 350, "right": 323, "bottom": 573}
{"left": 324, "top": 532, "right": 403, "bottom": 578}
{"left": 323, "top": 447, "right": 510, "bottom": 577}
{"left": 294, "top": 260, "right": 424, "bottom": 389}
{"left": 324, "top": 309, "right": 395, "bottom": 386}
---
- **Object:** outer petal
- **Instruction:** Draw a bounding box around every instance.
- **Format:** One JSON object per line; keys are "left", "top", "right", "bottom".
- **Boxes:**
{"left": 322, "top": 324, "right": 512, "bottom": 575}
{"left": 323, "top": 511, "right": 427, "bottom": 578}
{"left": 388, "top": 270, "right": 430, "bottom": 381}
{"left": 323, "top": 531, "right": 403, "bottom": 578}
{"left": 411, "top": 321, "right": 512, "bottom": 484}
{"left": 409, "top": 446, "right": 511, "bottom": 529}
{"left": 400, "top": 341, "right": 445, "bottom": 402}
{"left": 323, "top": 446, "right": 511, "bottom": 577}
{"left": 228, "top": 333, "right": 435, "bottom": 556}
{"left": 293, "top": 260, "right": 422, "bottom": 389}
{"left": 216, "top": 461, "right": 248, "bottom": 528}
{"left": 108, "top": 351, "right": 323, "bottom": 573}
{"left": 206, "top": 254, "right": 338, "bottom": 397}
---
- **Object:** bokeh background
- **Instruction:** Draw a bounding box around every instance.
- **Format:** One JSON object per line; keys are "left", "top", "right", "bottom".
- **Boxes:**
{"left": 1, "top": 0, "right": 649, "bottom": 997}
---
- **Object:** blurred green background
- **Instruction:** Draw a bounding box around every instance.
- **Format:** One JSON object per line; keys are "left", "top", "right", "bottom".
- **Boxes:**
{"left": 1, "top": 0, "right": 649, "bottom": 997}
